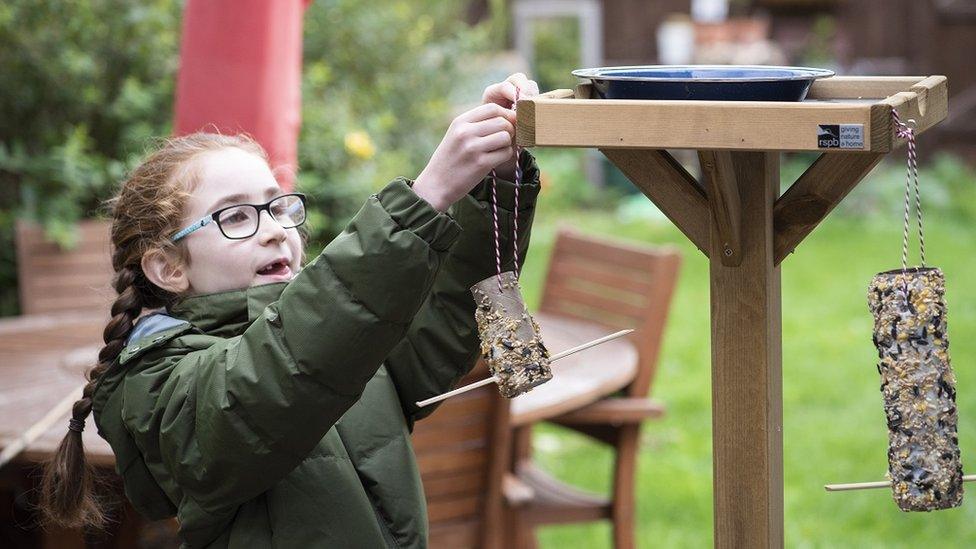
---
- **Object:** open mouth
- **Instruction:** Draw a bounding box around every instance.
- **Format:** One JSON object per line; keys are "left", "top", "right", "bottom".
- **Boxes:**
{"left": 257, "top": 259, "right": 291, "bottom": 277}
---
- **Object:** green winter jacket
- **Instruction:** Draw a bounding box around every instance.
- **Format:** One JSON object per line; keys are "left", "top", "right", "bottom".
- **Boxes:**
{"left": 90, "top": 152, "right": 540, "bottom": 548}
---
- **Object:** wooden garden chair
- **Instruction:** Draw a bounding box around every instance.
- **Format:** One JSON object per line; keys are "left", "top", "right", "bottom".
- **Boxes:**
{"left": 503, "top": 227, "right": 682, "bottom": 548}
{"left": 413, "top": 359, "right": 512, "bottom": 549}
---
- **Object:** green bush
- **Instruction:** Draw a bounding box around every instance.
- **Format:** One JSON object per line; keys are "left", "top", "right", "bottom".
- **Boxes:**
{"left": 297, "top": 0, "right": 491, "bottom": 256}
{"left": 0, "top": 0, "right": 181, "bottom": 240}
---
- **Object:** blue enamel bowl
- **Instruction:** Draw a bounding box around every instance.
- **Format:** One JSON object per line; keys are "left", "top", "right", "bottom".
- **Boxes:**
{"left": 571, "top": 65, "right": 835, "bottom": 101}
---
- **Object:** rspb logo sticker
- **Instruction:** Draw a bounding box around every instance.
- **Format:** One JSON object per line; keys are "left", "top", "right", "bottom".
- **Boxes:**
{"left": 818, "top": 124, "right": 864, "bottom": 149}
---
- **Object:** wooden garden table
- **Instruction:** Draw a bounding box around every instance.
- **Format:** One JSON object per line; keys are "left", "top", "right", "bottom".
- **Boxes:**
{"left": 515, "top": 75, "right": 949, "bottom": 548}
{"left": 0, "top": 311, "right": 114, "bottom": 465}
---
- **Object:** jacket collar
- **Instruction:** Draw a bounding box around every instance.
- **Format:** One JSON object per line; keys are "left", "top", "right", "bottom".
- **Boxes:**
{"left": 166, "top": 282, "right": 288, "bottom": 338}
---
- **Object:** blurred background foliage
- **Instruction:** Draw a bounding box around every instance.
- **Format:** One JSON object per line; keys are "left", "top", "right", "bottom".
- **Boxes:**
{"left": 0, "top": 0, "right": 494, "bottom": 315}
{"left": 296, "top": 0, "right": 492, "bottom": 255}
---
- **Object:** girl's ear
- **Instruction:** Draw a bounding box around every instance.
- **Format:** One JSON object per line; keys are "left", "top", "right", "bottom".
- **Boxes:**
{"left": 141, "top": 249, "right": 190, "bottom": 294}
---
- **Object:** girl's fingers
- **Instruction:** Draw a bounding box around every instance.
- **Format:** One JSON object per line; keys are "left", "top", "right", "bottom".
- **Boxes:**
{"left": 458, "top": 102, "right": 511, "bottom": 124}
{"left": 469, "top": 116, "right": 515, "bottom": 138}
{"left": 478, "top": 130, "right": 516, "bottom": 153}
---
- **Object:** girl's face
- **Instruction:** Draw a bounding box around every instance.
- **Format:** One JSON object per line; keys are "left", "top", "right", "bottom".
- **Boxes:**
{"left": 145, "top": 147, "right": 304, "bottom": 296}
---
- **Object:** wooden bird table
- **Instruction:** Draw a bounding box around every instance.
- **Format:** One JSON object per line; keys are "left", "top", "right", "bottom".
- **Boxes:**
{"left": 515, "top": 75, "right": 949, "bottom": 548}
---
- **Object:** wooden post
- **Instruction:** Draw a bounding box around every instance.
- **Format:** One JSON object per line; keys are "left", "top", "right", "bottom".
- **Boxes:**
{"left": 709, "top": 152, "right": 784, "bottom": 548}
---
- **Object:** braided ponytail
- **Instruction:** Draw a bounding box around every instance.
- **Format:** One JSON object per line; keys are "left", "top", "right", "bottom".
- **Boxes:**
{"left": 38, "top": 133, "right": 268, "bottom": 528}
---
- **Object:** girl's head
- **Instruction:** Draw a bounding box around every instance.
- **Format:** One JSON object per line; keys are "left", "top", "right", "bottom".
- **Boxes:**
{"left": 141, "top": 142, "right": 305, "bottom": 295}
{"left": 39, "top": 132, "right": 305, "bottom": 528}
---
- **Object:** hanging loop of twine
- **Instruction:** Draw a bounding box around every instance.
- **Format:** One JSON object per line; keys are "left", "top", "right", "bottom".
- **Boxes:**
{"left": 489, "top": 87, "right": 522, "bottom": 291}
{"left": 892, "top": 109, "right": 925, "bottom": 272}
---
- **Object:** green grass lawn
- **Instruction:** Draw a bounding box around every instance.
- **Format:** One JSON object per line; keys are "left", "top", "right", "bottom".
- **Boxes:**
{"left": 514, "top": 191, "right": 976, "bottom": 548}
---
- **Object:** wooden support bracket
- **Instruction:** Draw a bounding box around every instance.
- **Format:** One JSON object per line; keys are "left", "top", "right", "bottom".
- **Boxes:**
{"left": 773, "top": 152, "right": 886, "bottom": 265}
{"left": 698, "top": 151, "right": 742, "bottom": 266}
{"left": 601, "top": 149, "right": 710, "bottom": 258}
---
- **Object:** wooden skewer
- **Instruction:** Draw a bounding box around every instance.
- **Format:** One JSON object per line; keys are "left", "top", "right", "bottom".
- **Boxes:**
{"left": 415, "top": 329, "right": 633, "bottom": 408}
{"left": 825, "top": 474, "right": 976, "bottom": 492}
{"left": 0, "top": 383, "right": 85, "bottom": 469}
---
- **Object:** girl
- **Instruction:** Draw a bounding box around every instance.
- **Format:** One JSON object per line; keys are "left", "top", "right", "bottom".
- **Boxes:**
{"left": 40, "top": 73, "right": 542, "bottom": 548}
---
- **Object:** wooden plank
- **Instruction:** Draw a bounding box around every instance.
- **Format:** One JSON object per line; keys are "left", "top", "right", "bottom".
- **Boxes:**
{"left": 413, "top": 395, "right": 491, "bottom": 426}
{"left": 551, "top": 273, "right": 649, "bottom": 306}
{"left": 30, "top": 273, "right": 110, "bottom": 291}
{"left": 543, "top": 282, "right": 648, "bottom": 320}
{"left": 415, "top": 412, "right": 490, "bottom": 434}
{"left": 411, "top": 421, "right": 490, "bottom": 450}
{"left": 518, "top": 95, "right": 875, "bottom": 151}
{"left": 548, "top": 260, "right": 654, "bottom": 295}
{"left": 710, "top": 152, "right": 783, "bottom": 548}
{"left": 602, "top": 149, "right": 711, "bottom": 257}
{"left": 18, "top": 237, "right": 111, "bottom": 257}
{"left": 427, "top": 495, "right": 482, "bottom": 523}
{"left": 552, "top": 397, "right": 666, "bottom": 424}
{"left": 551, "top": 229, "right": 673, "bottom": 272}
{"left": 421, "top": 469, "right": 487, "bottom": 499}
{"left": 773, "top": 152, "right": 885, "bottom": 265}
{"left": 875, "top": 75, "right": 949, "bottom": 150}
{"left": 24, "top": 297, "right": 112, "bottom": 316}
{"left": 0, "top": 311, "right": 107, "bottom": 337}
{"left": 541, "top": 299, "right": 635, "bottom": 331}
{"left": 516, "top": 76, "right": 948, "bottom": 152}
{"left": 428, "top": 518, "right": 480, "bottom": 548}
{"left": 28, "top": 252, "right": 110, "bottom": 269}
{"left": 417, "top": 447, "right": 488, "bottom": 476}
{"left": 515, "top": 88, "right": 574, "bottom": 146}
{"left": 699, "top": 151, "right": 742, "bottom": 266}
{"left": 807, "top": 76, "right": 927, "bottom": 100}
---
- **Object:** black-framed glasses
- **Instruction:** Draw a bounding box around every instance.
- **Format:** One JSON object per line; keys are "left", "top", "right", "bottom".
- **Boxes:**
{"left": 170, "top": 193, "right": 307, "bottom": 242}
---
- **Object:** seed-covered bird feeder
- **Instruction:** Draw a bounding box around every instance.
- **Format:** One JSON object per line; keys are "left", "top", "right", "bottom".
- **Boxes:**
{"left": 824, "top": 109, "right": 969, "bottom": 510}
{"left": 504, "top": 68, "right": 950, "bottom": 547}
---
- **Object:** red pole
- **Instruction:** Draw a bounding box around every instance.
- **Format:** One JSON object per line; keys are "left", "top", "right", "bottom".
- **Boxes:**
{"left": 174, "top": 0, "right": 310, "bottom": 191}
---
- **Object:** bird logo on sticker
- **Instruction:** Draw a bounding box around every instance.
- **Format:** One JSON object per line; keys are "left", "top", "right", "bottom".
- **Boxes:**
{"left": 818, "top": 125, "right": 840, "bottom": 148}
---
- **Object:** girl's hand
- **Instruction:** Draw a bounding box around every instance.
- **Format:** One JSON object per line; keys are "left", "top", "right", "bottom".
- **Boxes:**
{"left": 413, "top": 74, "right": 539, "bottom": 212}
{"left": 482, "top": 73, "right": 539, "bottom": 181}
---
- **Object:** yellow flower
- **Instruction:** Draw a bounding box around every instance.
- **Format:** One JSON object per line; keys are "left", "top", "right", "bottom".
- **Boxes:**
{"left": 344, "top": 130, "right": 375, "bottom": 160}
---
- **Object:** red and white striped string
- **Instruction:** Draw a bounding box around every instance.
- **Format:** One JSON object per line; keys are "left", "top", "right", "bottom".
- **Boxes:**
{"left": 489, "top": 87, "right": 522, "bottom": 291}
{"left": 892, "top": 109, "right": 926, "bottom": 272}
